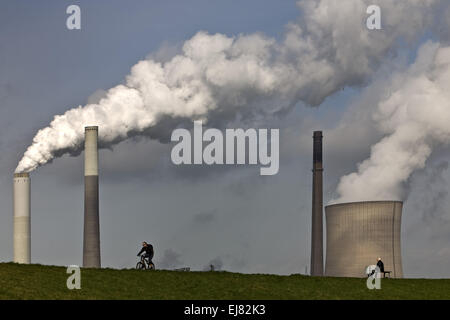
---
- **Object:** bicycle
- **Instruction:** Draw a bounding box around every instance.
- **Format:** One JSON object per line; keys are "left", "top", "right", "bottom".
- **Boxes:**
{"left": 136, "top": 255, "right": 155, "bottom": 270}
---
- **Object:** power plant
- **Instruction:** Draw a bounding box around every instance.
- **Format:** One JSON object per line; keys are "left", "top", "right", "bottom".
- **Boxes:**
{"left": 11, "top": 126, "right": 404, "bottom": 278}
{"left": 310, "top": 131, "right": 324, "bottom": 276}
{"left": 324, "top": 201, "right": 403, "bottom": 278}
{"left": 83, "top": 126, "right": 101, "bottom": 268}
{"left": 13, "top": 172, "right": 31, "bottom": 264}
{"left": 12, "top": 126, "right": 102, "bottom": 267}
{"left": 309, "top": 131, "right": 404, "bottom": 278}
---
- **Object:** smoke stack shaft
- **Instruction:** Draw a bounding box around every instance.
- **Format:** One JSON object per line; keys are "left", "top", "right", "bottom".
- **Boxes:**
{"left": 311, "top": 131, "right": 323, "bottom": 276}
{"left": 83, "top": 126, "right": 101, "bottom": 268}
{"left": 13, "top": 173, "right": 31, "bottom": 264}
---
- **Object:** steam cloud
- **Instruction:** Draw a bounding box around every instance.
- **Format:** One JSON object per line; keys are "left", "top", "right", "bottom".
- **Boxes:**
{"left": 334, "top": 42, "right": 450, "bottom": 203}
{"left": 16, "top": 0, "right": 440, "bottom": 173}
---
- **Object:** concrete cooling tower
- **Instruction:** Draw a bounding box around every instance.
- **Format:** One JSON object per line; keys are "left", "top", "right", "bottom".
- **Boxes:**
{"left": 325, "top": 201, "right": 403, "bottom": 278}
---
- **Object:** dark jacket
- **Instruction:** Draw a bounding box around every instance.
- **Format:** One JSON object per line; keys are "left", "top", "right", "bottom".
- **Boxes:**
{"left": 377, "top": 260, "right": 384, "bottom": 272}
{"left": 137, "top": 244, "right": 154, "bottom": 256}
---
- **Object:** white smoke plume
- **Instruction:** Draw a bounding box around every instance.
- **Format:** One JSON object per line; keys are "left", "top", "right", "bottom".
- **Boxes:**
{"left": 334, "top": 42, "right": 450, "bottom": 203}
{"left": 16, "top": 0, "right": 440, "bottom": 173}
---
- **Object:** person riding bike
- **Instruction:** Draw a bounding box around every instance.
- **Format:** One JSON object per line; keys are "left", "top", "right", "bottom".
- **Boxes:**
{"left": 137, "top": 241, "right": 154, "bottom": 266}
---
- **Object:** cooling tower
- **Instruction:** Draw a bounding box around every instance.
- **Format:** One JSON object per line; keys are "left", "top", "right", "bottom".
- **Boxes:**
{"left": 325, "top": 201, "right": 403, "bottom": 278}
{"left": 83, "top": 126, "right": 101, "bottom": 268}
{"left": 13, "top": 172, "right": 31, "bottom": 264}
{"left": 310, "top": 131, "right": 323, "bottom": 276}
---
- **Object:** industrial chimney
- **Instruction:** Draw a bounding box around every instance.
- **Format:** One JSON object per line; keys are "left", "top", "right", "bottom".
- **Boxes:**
{"left": 83, "top": 126, "right": 101, "bottom": 268}
{"left": 310, "top": 131, "right": 323, "bottom": 276}
{"left": 13, "top": 172, "right": 31, "bottom": 264}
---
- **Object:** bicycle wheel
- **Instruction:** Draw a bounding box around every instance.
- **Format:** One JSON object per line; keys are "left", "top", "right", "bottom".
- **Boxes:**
{"left": 148, "top": 262, "right": 155, "bottom": 270}
{"left": 136, "top": 262, "right": 145, "bottom": 270}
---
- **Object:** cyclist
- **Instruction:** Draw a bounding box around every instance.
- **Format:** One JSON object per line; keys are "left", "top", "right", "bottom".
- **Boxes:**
{"left": 137, "top": 241, "right": 154, "bottom": 266}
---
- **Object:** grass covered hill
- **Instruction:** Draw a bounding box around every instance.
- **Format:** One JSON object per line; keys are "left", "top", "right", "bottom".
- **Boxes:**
{"left": 0, "top": 263, "right": 449, "bottom": 300}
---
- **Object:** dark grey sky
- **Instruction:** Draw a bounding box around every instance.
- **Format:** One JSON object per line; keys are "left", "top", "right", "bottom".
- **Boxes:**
{"left": 1, "top": 0, "right": 450, "bottom": 278}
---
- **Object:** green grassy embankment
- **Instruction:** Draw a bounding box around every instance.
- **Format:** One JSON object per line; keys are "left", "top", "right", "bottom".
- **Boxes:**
{"left": 1, "top": 263, "right": 449, "bottom": 300}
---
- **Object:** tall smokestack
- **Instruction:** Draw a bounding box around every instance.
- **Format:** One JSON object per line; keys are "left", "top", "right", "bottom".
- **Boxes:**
{"left": 13, "top": 172, "right": 31, "bottom": 264}
{"left": 83, "top": 126, "right": 101, "bottom": 268}
{"left": 310, "top": 131, "right": 323, "bottom": 276}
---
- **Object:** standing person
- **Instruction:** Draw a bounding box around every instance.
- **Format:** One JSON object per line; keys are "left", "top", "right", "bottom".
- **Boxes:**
{"left": 377, "top": 257, "right": 384, "bottom": 273}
